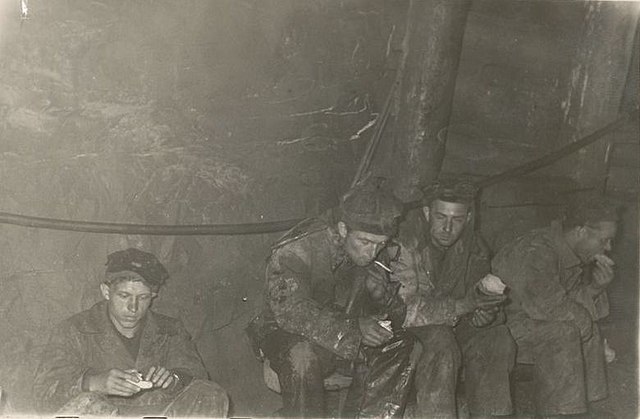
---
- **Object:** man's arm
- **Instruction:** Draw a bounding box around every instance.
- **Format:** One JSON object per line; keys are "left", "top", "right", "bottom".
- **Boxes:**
{"left": 33, "top": 321, "right": 95, "bottom": 412}
{"left": 390, "top": 240, "right": 503, "bottom": 328}
{"left": 266, "top": 249, "right": 363, "bottom": 360}
{"left": 492, "top": 240, "right": 593, "bottom": 340}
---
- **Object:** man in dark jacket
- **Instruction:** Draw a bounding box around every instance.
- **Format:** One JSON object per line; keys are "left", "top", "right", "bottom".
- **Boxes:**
{"left": 249, "top": 179, "right": 405, "bottom": 418}
{"left": 368, "top": 178, "right": 515, "bottom": 418}
{"left": 33, "top": 248, "right": 229, "bottom": 417}
{"left": 492, "top": 197, "right": 619, "bottom": 416}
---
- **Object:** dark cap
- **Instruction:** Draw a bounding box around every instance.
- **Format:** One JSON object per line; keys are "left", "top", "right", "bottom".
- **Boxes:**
{"left": 564, "top": 195, "right": 621, "bottom": 228}
{"left": 105, "top": 248, "right": 169, "bottom": 291}
{"left": 422, "top": 177, "right": 479, "bottom": 207}
{"left": 340, "top": 177, "right": 403, "bottom": 236}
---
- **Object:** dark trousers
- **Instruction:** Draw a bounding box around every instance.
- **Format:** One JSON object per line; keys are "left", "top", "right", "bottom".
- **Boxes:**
{"left": 511, "top": 319, "right": 606, "bottom": 416}
{"left": 355, "top": 323, "right": 515, "bottom": 418}
{"left": 410, "top": 323, "right": 516, "bottom": 418}
{"left": 263, "top": 330, "right": 336, "bottom": 418}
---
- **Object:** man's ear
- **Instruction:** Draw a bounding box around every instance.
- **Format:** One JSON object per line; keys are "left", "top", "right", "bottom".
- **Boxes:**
{"left": 337, "top": 221, "right": 348, "bottom": 239}
{"left": 466, "top": 210, "right": 473, "bottom": 224}
{"left": 422, "top": 206, "right": 430, "bottom": 223}
{"left": 100, "top": 283, "right": 111, "bottom": 300}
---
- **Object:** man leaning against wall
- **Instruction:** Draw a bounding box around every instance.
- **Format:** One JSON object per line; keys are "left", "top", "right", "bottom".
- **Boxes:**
{"left": 33, "top": 247, "right": 229, "bottom": 417}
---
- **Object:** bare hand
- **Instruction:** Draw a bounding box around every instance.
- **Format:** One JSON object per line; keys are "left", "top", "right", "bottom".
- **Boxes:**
{"left": 144, "top": 366, "right": 176, "bottom": 389}
{"left": 460, "top": 286, "right": 506, "bottom": 315}
{"left": 87, "top": 368, "right": 141, "bottom": 397}
{"left": 358, "top": 315, "right": 393, "bottom": 347}
{"left": 592, "top": 254, "right": 614, "bottom": 289}
{"left": 470, "top": 307, "right": 498, "bottom": 328}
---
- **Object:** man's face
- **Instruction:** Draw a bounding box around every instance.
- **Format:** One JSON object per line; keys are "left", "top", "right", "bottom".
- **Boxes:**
{"left": 100, "top": 280, "right": 156, "bottom": 336}
{"left": 423, "top": 200, "right": 471, "bottom": 249}
{"left": 338, "top": 222, "right": 390, "bottom": 267}
{"left": 573, "top": 221, "right": 618, "bottom": 263}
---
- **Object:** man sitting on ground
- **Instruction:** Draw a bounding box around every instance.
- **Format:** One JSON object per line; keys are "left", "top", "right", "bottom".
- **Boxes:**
{"left": 492, "top": 196, "right": 619, "bottom": 416}
{"left": 33, "top": 248, "right": 229, "bottom": 417}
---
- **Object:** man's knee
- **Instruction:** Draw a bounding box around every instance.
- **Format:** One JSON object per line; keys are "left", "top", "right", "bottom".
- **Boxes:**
{"left": 57, "top": 392, "right": 118, "bottom": 416}
{"left": 413, "top": 326, "right": 461, "bottom": 367}
{"left": 287, "top": 341, "right": 323, "bottom": 376}
{"left": 474, "top": 325, "right": 517, "bottom": 359}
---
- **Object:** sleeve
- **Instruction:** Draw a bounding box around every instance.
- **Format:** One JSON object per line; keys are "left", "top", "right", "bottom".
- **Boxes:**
{"left": 33, "top": 321, "right": 90, "bottom": 413}
{"left": 165, "top": 319, "right": 209, "bottom": 392}
{"left": 266, "top": 249, "right": 362, "bottom": 360}
{"left": 569, "top": 267, "right": 610, "bottom": 321}
{"left": 492, "top": 241, "right": 593, "bottom": 339}
{"left": 390, "top": 242, "right": 458, "bottom": 328}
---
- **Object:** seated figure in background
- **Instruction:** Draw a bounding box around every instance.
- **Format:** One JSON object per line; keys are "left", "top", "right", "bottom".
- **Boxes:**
{"left": 33, "top": 248, "right": 229, "bottom": 417}
{"left": 492, "top": 196, "right": 619, "bottom": 416}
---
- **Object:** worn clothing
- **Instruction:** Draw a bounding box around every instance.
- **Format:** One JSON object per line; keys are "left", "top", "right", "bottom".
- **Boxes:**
{"left": 252, "top": 217, "right": 362, "bottom": 417}
{"left": 252, "top": 215, "right": 408, "bottom": 417}
{"left": 260, "top": 217, "right": 363, "bottom": 361}
{"left": 383, "top": 210, "right": 515, "bottom": 417}
{"left": 33, "top": 301, "right": 228, "bottom": 417}
{"left": 492, "top": 222, "right": 608, "bottom": 415}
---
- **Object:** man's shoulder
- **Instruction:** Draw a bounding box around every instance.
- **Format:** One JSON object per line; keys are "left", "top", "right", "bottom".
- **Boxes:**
{"left": 272, "top": 217, "right": 331, "bottom": 251}
{"left": 494, "top": 226, "right": 557, "bottom": 265}
{"left": 63, "top": 301, "right": 108, "bottom": 334}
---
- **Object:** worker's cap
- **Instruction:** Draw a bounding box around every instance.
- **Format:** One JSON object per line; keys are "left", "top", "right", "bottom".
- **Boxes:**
{"left": 105, "top": 248, "right": 169, "bottom": 291}
{"left": 340, "top": 177, "right": 403, "bottom": 237}
{"left": 421, "top": 177, "right": 479, "bottom": 207}
{"left": 564, "top": 195, "right": 621, "bottom": 228}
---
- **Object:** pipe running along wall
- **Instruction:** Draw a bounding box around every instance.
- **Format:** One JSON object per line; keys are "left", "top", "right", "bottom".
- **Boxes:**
{"left": 0, "top": 110, "right": 633, "bottom": 235}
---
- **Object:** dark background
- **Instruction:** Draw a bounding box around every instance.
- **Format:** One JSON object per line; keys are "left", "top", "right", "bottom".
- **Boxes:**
{"left": 0, "top": 1, "right": 637, "bottom": 416}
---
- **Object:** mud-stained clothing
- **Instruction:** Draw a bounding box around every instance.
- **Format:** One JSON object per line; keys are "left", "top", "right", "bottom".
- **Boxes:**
{"left": 383, "top": 210, "right": 516, "bottom": 417}
{"left": 33, "top": 301, "right": 228, "bottom": 417}
{"left": 492, "top": 222, "right": 608, "bottom": 415}
{"left": 251, "top": 216, "right": 409, "bottom": 417}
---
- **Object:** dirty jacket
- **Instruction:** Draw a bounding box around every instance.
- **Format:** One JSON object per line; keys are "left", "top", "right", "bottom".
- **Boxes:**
{"left": 492, "top": 221, "right": 608, "bottom": 341}
{"left": 33, "top": 300, "right": 208, "bottom": 413}
{"left": 390, "top": 210, "right": 493, "bottom": 328}
{"left": 260, "top": 216, "right": 363, "bottom": 360}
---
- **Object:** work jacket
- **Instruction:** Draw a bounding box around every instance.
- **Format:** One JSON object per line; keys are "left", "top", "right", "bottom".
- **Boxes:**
{"left": 33, "top": 300, "right": 208, "bottom": 412}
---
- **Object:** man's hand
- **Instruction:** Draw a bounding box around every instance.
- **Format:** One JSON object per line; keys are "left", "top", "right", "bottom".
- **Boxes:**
{"left": 86, "top": 368, "right": 142, "bottom": 397}
{"left": 144, "top": 366, "right": 176, "bottom": 389}
{"left": 470, "top": 307, "right": 498, "bottom": 328}
{"left": 358, "top": 315, "right": 393, "bottom": 347}
{"left": 457, "top": 286, "right": 506, "bottom": 316}
{"left": 592, "top": 254, "right": 615, "bottom": 290}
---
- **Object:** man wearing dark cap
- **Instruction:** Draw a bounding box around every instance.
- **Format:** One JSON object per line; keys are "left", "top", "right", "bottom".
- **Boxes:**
{"left": 33, "top": 248, "right": 229, "bottom": 417}
{"left": 492, "top": 196, "right": 619, "bottom": 416}
{"left": 367, "top": 177, "right": 515, "bottom": 418}
{"left": 247, "top": 179, "right": 407, "bottom": 417}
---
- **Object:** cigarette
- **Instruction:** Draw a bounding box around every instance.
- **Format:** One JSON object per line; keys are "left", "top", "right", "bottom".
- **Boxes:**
{"left": 375, "top": 260, "right": 393, "bottom": 273}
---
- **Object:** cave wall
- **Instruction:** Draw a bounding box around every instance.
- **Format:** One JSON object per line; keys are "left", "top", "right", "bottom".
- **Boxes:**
{"left": 0, "top": 0, "right": 637, "bottom": 416}
{"left": 0, "top": 0, "right": 401, "bottom": 414}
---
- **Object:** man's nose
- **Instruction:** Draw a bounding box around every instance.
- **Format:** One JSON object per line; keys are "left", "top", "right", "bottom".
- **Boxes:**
{"left": 128, "top": 299, "right": 138, "bottom": 313}
{"left": 443, "top": 219, "right": 453, "bottom": 233}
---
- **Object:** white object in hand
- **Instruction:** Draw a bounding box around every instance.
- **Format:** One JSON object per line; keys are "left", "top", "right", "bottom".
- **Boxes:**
{"left": 594, "top": 254, "right": 615, "bottom": 267}
{"left": 378, "top": 320, "right": 393, "bottom": 332}
{"left": 477, "top": 274, "right": 507, "bottom": 295}
{"left": 126, "top": 370, "right": 153, "bottom": 389}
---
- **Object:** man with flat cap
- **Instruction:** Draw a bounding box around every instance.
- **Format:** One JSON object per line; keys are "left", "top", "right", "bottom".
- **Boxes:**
{"left": 34, "top": 248, "right": 229, "bottom": 417}
{"left": 492, "top": 196, "right": 619, "bottom": 417}
{"left": 366, "top": 177, "right": 516, "bottom": 418}
{"left": 247, "top": 178, "right": 408, "bottom": 418}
